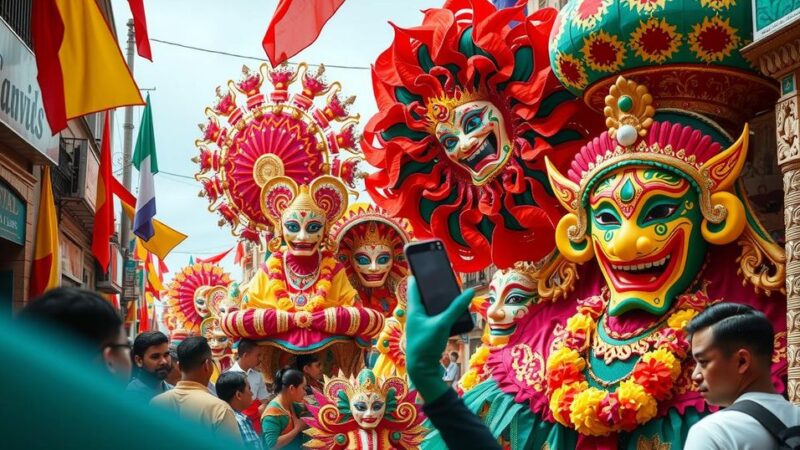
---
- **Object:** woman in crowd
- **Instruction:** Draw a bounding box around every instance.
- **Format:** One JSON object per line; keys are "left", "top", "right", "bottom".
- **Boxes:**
{"left": 261, "top": 367, "right": 307, "bottom": 449}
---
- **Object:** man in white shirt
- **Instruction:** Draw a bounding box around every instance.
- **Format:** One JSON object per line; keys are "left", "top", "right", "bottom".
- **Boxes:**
{"left": 442, "top": 351, "right": 460, "bottom": 387}
{"left": 685, "top": 303, "right": 800, "bottom": 450}
{"left": 227, "top": 339, "right": 269, "bottom": 433}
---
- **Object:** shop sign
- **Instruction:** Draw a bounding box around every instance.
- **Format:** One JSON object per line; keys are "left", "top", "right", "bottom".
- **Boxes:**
{"left": 0, "top": 181, "right": 24, "bottom": 245}
{"left": 0, "top": 18, "right": 59, "bottom": 162}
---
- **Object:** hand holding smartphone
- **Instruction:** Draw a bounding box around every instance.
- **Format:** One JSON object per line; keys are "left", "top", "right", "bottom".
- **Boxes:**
{"left": 404, "top": 239, "right": 474, "bottom": 337}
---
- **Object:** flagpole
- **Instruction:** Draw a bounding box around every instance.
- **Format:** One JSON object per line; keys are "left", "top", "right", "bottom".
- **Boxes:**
{"left": 120, "top": 19, "right": 137, "bottom": 329}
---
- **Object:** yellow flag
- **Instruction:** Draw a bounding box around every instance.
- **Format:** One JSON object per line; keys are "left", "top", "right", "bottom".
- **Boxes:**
{"left": 120, "top": 202, "right": 187, "bottom": 261}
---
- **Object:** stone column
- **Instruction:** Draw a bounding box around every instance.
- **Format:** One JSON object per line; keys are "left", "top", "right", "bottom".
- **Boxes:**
{"left": 743, "top": 31, "right": 800, "bottom": 403}
{"left": 779, "top": 88, "right": 800, "bottom": 402}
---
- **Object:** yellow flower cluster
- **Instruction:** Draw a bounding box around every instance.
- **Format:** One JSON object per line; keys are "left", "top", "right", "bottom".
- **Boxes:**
{"left": 616, "top": 379, "right": 657, "bottom": 423}
{"left": 470, "top": 345, "right": 491, "bottom": 365}
{"left": 642, "top": 347, "right": 681, "bottom": 379}
{"left": 461, "top": 369, "right": 480, "bottom": 391}
{"left": 667, "top": 308, "right": 698, "bottom": 330}
{"left": 565, "top": 312, "right": 596, "bottom": 336}
{"left": 546, "top": 347, "right": 585, "bottom": 373}
{"left": 550, "top": 381, "right": 587, "bottom": 425}
{"left": 569, "top": 387, "right": 610, "bottom": 436}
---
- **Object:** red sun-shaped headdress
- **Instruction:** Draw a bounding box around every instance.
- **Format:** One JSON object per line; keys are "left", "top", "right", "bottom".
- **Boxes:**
{"left": 164, "top": 262, "right": 232, "bottom": 334}
{"left": 362, "top": 0, "right": 603, "bottom": 271}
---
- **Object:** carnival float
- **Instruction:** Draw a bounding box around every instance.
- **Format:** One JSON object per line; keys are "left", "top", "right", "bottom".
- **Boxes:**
{"left": 360, "top": 0, "right": 788, "bottom": 449}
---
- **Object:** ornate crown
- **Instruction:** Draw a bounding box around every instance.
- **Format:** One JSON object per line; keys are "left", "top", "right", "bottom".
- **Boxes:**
{"left": 425, "top": 85, "right": 486, "bottom": 132}
{"left": 545, "top": 76, "right": 750, "bottom": 242}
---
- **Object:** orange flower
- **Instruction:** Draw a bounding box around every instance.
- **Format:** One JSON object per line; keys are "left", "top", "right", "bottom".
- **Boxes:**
{"left": 632, "top": 357, "right": 674, "bottom": 400}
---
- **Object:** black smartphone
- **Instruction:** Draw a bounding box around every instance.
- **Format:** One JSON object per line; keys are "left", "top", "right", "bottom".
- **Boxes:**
{"left": 404, "top": 239, "right": 474, "bottom": 337}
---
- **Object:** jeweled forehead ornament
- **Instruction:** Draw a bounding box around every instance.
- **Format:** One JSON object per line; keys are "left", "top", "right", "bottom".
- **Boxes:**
{"left": 544, "top": 76, "right": 750, "bottom": 242}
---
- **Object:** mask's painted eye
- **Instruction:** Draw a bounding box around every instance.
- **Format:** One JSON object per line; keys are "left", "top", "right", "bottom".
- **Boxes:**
{"left": 355, "top": 255, "right": 370, "bottom": 265}
{"left": 487, "top": 296, "right": 497, "bottom": 304}
{"left": 505, "top": 294, "right": 529, "bottom": 305}
{"left": 372, "top": 401, "right": 385, "bottom": 411}
{"left": 594, "top": 211, "right": 620, "bottom": 226}
{"left": 284, "top": 221, "right": 301, "bottom": 233}
{"left": 440, "top": 135, "right": 458, "bottom": 151}
{"left": 644, "top": 204, "right": 678, "bottom": 222}
{"left": 464, "top": 115, "right": 482, "bottom": 134}
{"left": 196, "top": 299, "right": 205, "bottom": 305}
{"left": 306, "top": 222, "right": 322, "bottom": 233}
{"left": 376, "top": 254, "right": 391, "bottom": 265}
{"left": 354, "top": 402, "right": 368, "bottom": 412}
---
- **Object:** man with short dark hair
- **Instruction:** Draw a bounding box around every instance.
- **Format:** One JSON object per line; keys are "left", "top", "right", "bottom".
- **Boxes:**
{"left": 227, "top": 339, "right": 268, "bottom": 432}
{"left": 443, "top": 351, "right": 460, "bottom": 387}
{"left": 216, "top": 371, "right": 263, "bottom": 450}
{"left": 165, "top": 347, "right": 181, "bottom": 387}
{"left": 685, "top": 303, "right": 800, "bottom": 449}
{"left": 19, "top": 287, "right": 131, "bottom": 382}
{"left": 126, "top": 331, "right": 171, "bottom": 399}
{"left": 151, "top": 337, "right": 240, "bottom": 443}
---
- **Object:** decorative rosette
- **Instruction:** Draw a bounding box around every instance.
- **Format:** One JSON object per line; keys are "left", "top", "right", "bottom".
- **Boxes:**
{"left": 164, "top": 262, "right": 232, "bottom": 334}
{"left": 545, "top": 293, "right": 705, "bottom": 436}
{"left": 194, "top": 63, "right": 363, "bottom": 243}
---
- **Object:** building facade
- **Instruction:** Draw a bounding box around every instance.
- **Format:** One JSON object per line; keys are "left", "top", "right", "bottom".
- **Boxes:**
{"left": 0, "top": 0, "right": 122, "bottom": 312}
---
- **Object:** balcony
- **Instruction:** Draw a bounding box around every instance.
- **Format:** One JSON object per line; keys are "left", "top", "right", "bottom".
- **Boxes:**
{"left": 0, "top": 0, "right": 32, "bottom": 49}
{"left": 53, "top": 138, "right": 97, "bottom": 232}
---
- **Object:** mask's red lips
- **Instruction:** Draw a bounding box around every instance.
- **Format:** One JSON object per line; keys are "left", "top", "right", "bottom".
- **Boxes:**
{"left": 597, "top": 229, "right": 684, "bottom": 292}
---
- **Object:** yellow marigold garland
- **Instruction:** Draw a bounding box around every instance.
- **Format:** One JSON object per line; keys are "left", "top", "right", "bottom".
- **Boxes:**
{"left": 544, "top": 293, "right": 706, "bottom": 436}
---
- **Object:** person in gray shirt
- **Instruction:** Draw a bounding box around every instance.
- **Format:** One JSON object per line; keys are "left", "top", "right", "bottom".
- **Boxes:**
{"left": 685, "top": 303, "right": 800, "bottom": 450}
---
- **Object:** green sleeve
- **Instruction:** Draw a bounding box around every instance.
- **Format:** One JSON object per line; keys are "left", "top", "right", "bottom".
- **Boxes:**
{"left": 261, "top": 414, "right": 288, "bottom": 449}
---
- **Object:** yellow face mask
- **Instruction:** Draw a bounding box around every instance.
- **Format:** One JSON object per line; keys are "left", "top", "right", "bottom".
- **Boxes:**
{"left": 588, "top": 167, "right": 707, "bottom": 316}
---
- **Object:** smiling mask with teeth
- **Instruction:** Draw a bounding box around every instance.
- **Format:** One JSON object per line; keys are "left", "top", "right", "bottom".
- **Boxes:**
{"left": 433, "top": 100, "right": 512, "bottom": 186}
{"left": 588, "top": 168, "right": 706, "bottom": 315}
{"left": 545, "top": 76, "right": 751, "bottom": 317}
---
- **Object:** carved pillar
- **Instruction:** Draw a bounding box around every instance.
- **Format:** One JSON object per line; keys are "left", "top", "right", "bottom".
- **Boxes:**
{"left": 779, "top": 91, "right": 800, "bottom": 403}
{"left": 743, "top": 27, "right": 800, "bottom": 404}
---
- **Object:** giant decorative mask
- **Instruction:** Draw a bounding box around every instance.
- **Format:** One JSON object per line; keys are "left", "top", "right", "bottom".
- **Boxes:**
{"left": 486, "top": 264, "right": 538, "bottom": 344}
{"left": 361, "top": 3, "right": 602, "bottom": 272}
{"left": 349, "top": 390, "right": 387, "bottom": 430}
{"left": 352, "top": 240, "right": 393, "bottom": 288}
{"left": 165, "top": 263, "right": 232, "bottom": 334}
{"left": 261, "top": 175, "right": 348, "bottom": 254}
{"left": 202, "top": 318, "right": 231, "bottom": 360}
{"left": 303, "top": 368, "right": 426, "bottom": 448}
{"left": 431, "top": 97, "right": 512, "bottom": 186}
{"left": 193, "top": 286, "right": 212, "bottom": 318}
{"left": 331, "top": 204, "right": 412, "bottom": 295}
{"left": 546, "top": 77, "right": 749, "bottom": 316}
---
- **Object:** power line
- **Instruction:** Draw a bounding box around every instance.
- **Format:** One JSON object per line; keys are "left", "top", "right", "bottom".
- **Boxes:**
{"left": 150, "top": 38, "right": 371, "bottom": 71}
{"left": 160, "top": 170, "right": 196, "bottom": 180}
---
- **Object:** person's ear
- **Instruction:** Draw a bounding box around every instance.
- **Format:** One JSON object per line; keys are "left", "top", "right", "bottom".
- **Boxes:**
{"left": 102, "top": 347, "right": 116, "bottom": 372}
{"left": 134, "top": 355, "right": 144, "bottom": 368}
{"left": 736, "top": 348, "right": 752, "bottom": 374}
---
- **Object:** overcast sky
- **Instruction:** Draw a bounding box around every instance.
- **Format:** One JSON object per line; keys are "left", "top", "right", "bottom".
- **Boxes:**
{"left": 108, "top": 0, "right": 438, "bottom": 282}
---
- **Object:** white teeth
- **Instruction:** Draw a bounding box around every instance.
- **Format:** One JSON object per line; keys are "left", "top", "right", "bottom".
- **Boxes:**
{"left": 612, "top": 254, "right": 671, "bottom": 272}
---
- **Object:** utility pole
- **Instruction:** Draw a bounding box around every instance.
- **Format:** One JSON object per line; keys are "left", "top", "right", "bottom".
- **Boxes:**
{"left": 120, "top": 20, "right": 137, "bottom": 333}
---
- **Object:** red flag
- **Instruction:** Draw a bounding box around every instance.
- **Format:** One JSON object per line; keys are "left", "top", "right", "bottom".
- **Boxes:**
{"left": 196, "top": 247, "right": 232, "bottom": 264}
{"left": 91, "top": 112, "right": 114, "bottom": 274}
{"left": 31, "top": 0, "right": 143, "bottom": 134}
{"left": 234, "top": 241, "right": 245, "bottom": 265}
{"left": 262, "top": 0, "right": 346, "bottom": 66}
{"left": 158, "top": 257, "right": 169, "bottom": 274}
{"left": 127, "top": 0, "right": 152, "bottom": 61}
